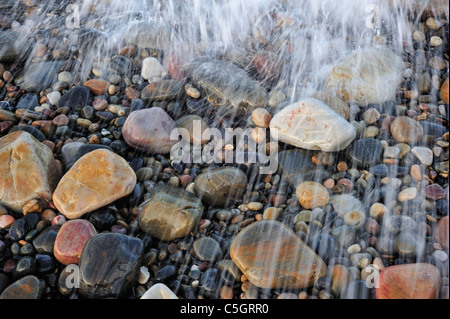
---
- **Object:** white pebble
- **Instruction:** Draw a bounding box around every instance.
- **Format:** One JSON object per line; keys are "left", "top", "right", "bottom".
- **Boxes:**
{"left": 138, "top": 266, "right": 150, "bottom": 285}
{"left": 347, "top": 244, "right": 361, "bottom": 254}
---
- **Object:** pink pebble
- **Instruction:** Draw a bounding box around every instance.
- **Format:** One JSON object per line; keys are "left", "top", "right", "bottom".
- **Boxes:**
{"left": 52, "top": 215, "right": 67, "bottom": 226}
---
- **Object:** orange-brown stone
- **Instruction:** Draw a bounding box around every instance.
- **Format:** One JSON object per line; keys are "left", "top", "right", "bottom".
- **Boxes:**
{"left": 441, "top": 78, "right": 449, "bottom": 105}
{"left": 52, "top": 149, "right": 136, "bottom": 219}
{"left": 83, "top": 79, "right": 109, "bottom": 95}
{"left": 0, "top": 131, "right": 60, "bottom": 212}
{"left": 376, "top": 263, "right": 441, "bottom": 299}
{"left": 434, "top": 216, "right": 449, "bottom": 249}
{"left": 230, "top": 220, "right": 327, "bottom": 289}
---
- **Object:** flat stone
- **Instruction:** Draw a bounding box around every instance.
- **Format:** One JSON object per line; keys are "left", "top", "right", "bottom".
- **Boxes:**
{"left": 324, "top": 47, "right": 403, "bottom": 106}
{"left": 194, "top": 167, "right": 248, "bottom": 207}
{"left": 139, "top": 185, "right": 203, "bottom": 241}
{"left": 83, "top": 79, "right": 109, "bottom": 95}
{"left": 0, "top": 275, "right": 42, "bottom": 299}
{"left": 434, "top": 216, "right": 448, "bottom": 249}
{"left": 79, "top": 233, "right": 143, "bottom": 298}
{"left": 140, "top": 283, "right": 178, "bottom": 299}
{"left": 397, "top": 187, "right": 418, "bottom": 202}
{"left": 377, "top": 263, "right": 441, "bottom": 299}
{"left": 141, "top": 80, "right": 183, "bottom": 101}
{"left": 54, "top": 220, "right": 97, "bottom": 265}
{"left": 230, "top": 220, "right": 327, "bottom": 289}
{"left": 0, "top": 131, "right": 60, "bottom": 212}
{"left": 52, "top": 149, "right": 136, "bottom": 219}
{"left": 122, "top": 107, "right": 177, "bottom": 154}
{"left": 348, "top": 138, "right": 382, "bottom": 167}
{"left": 424, "top": 184, "right": 446, "bottom": 200}
{"left": 270, "top": 98, "right": 356, "bottom": 152}
{"left": 411, "top": 146, "right": 433, "bottom": 166}
{"left": 390, "top": 116, "right": 423, "bottom": 144}
{"left": 296, "top": 181, "right": 329, "bottom": 209}
{"left": 193, "top": 237, "right": 222, "bottom": 263}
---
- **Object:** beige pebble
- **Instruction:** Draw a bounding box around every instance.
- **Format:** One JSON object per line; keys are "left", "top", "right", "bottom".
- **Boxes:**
{"left": 369, "top": 203, "right": 388, "bottom": 220}
{"left": 263, "top": 207, "right": 282, "bottom": 220}
{"left": 251, "top": 127, "right": 266, "bottom": 144}
{"left": 410, "top": 164, "right": 422, "bottom": 182}
{"left": 185, "top": 84, "right": 201, "bottom": 99}
{"left": 251, "top": 108, "right": 272, "bottom": 128}
{"left": 412, "top": 30, "right": 425, "bottom": 42}
{"left": 247, "top": 202, "right": 263, "bottom": 211}
{"left": 430, "top": 36, "right": 443, "bottom": 47}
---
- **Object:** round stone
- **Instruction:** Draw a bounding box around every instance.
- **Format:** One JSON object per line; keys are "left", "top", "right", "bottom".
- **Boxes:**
{"left": 54, "top": 220, "right": 97, "bottom": 265}
{"left": 390, "top": 116, "right": 423, "bottom": 144}
{"left": 394, "top": 231, "right": 417, "bottom": 256}
{"left": 193, "top": 237, "right": 222, "bottom": 263}
{"left": 296, "top": 181, "right": 329, "bottom": 209}
{"left": 194, "top": 167, "right": 248, "bottom": 207}
{"left": 348, "top": 138, "right": 382, "bottom": 167}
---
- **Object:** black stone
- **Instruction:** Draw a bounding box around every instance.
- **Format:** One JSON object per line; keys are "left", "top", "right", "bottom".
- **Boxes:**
{"left": 56, "top": 86, "right": 90, "bottom": 111}
{"left": 348, "top": 138, "right": 382, "bottom": 168}
{"left": 19, "top": 243, "right": 35, "bottom": 256}
{"left": 8, "top": 219, "right": 30, "bottom": 242}
{"left": 0, "top": 273, "right": 10, "bottom": 295}
{"left": 95, "top": 111, "right": 116, "bottom": 122}
{"left": 32, "top": 226, "right": 60, "bottom": 255}
{"left": 35, "top": 254, "right": 55, "bottom": 274}
{"left": 436, "top": 199, "right": 449, "bottom": 216}
{"left": 129, "top": 157, "right": 143, "bottom": 172}
{"left": 78, "top": 233, "right": 143, "bottom": 299}
{"left": 155, "top": 265, "right": 177, "bottom": 283}
{"left": 23, "top": 213, "right": 39, "bottom": 229}
{"left": 88, "top": 210, "right": 116, "bottom": 232}
{"left": 199, "top": 268, "right": 220, "bottom": 298}
{"left": 80, "top": 105, "right": 95, "bottom": 120}
{"left": 12, "top": 256, "right": 36, "bottom": 280}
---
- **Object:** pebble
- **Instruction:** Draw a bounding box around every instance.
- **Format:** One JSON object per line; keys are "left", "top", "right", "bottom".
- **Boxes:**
{"left": 193, "top": 237, "right": 222, "bottom": 263}
{"left": 54, "top": 220, "right": 97, "bottom": 265}
{"left": 295, "top": 181, "right": 329, "bottom": 209}
{"left": 384, "top": 215, "right": 417, "bottom": 234}
{"left": 377, "top": 263, "right": 441, "bottom": 299}
{"left": 230, "top": 220, "right": 327, "bottom": 289}
{"left": 411, "top": 146, "right": 433, "bottom": 166}
{"left": 194, "top": 167, "right": 248, "bottom": 207}
{"left": 139, "top": 185, "right": 203, "bottom": 241}
{"left": 390, "top": 116, "right": 423, "bottom": 144}
{"left": 79, "top": 233, "right": 143, "bottom": 298}
{"left": 251, "top": 108, "right": 271, "bottom": 128}
{"left": 397, "top": 187, "right": 418, "bottom": 202}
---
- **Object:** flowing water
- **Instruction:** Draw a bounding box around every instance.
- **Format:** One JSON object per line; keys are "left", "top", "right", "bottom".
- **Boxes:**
{"left": 0, "top": 0, "right": 448, "bottom": 300}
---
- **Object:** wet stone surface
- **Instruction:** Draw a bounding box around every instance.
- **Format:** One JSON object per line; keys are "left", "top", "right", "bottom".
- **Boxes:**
{"left": 0, "top": 0, "right": 448, "bottom": 301}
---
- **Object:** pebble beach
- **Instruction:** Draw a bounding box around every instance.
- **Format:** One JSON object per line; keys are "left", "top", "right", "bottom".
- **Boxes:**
{"left": 0, "top": 0, "right": 448, "bottom": 300}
